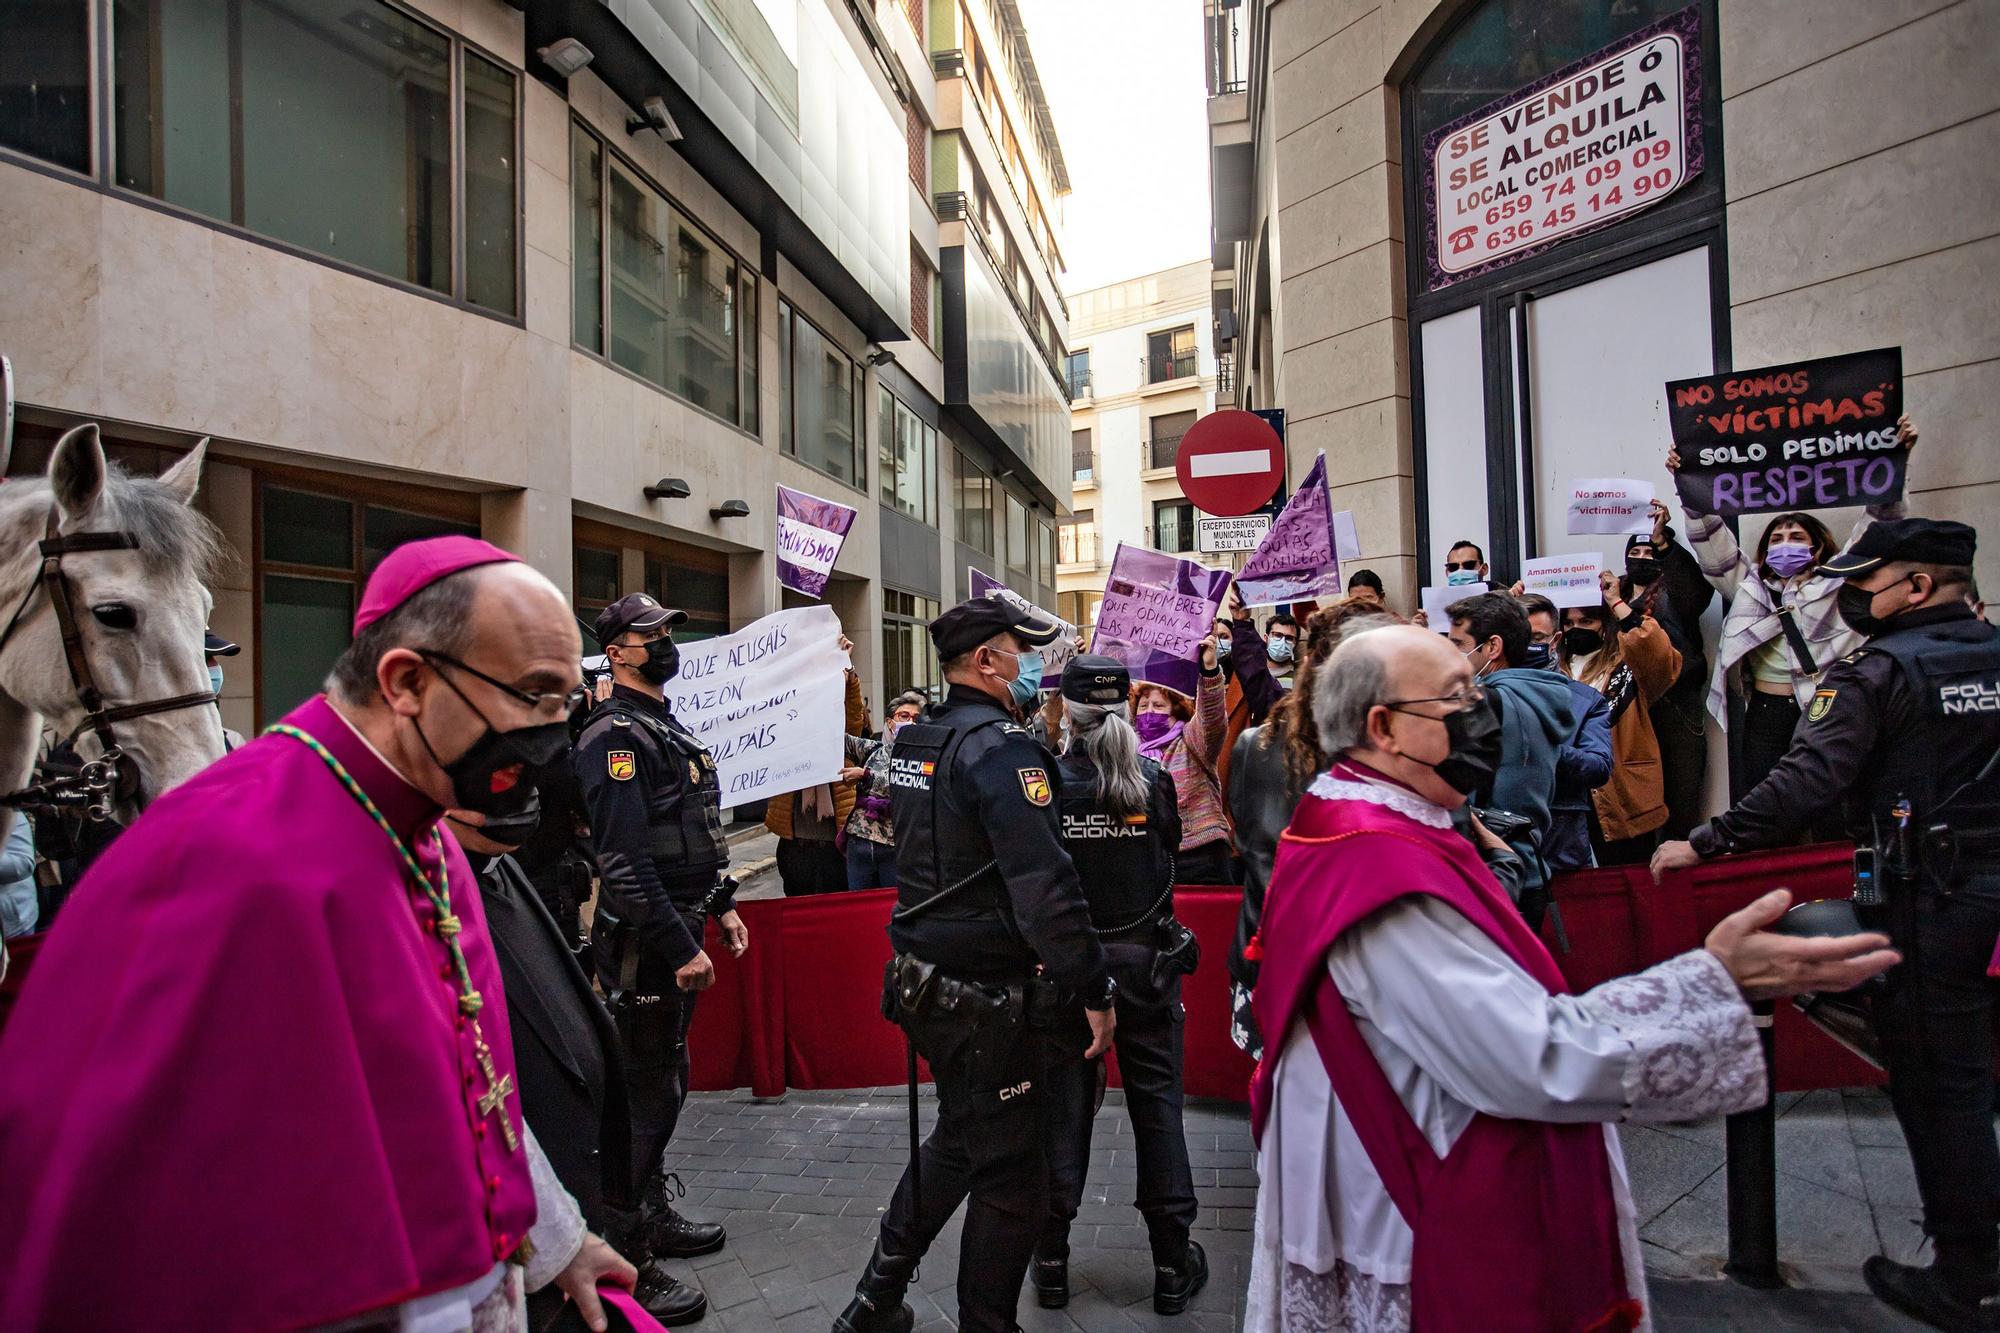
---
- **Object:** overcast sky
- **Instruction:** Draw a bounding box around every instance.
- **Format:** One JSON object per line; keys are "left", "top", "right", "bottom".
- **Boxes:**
{"left": 1012, "top": 0, "right": 1212, "bottom": 297}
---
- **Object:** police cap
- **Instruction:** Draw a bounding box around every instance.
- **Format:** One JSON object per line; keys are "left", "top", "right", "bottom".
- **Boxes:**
{"left": 203, "top": 630, "right": 240, "bottom": 657}
{"left": 1061, "top": 654, "right": 1130, "bottom": 705}
{"left": 594, "top": 592, "right": 687, "bottom": 647}
{"left": 1818, "top": 518, "right": 1977, "bottom": 578}
{"left": 930, "top": 595, "right": 1062, "bottom": 660}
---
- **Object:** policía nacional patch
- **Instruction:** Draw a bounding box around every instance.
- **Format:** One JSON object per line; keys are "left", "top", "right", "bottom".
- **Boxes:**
{"left": 1018, "top": 766, "right": 1051, "bottom": 806}
{"left": 1808, "top": 689, "right": 1837, "bottom": 722}
{"left": 608, "top": 749, "right": 636, "bottom": 781}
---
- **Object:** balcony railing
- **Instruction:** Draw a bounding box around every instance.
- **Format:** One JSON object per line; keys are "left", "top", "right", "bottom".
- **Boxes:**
{"left": 1146, "top": 350, "right": 1198, "bottom": 384}
{"left": 1207, "top": 6, "right": 1245, "bottom": 97}
{"left": 1148, "top": 431, "right": 1186, "bottom": 471}
{"left": 1065, "top": 368, "right": 1092, "bottom": 399}
{"left": 1216, "top": 351, "right": 1235, "bottom": 396}
{"left": 1059, "top": 528, "right": 1103, "bottom": 567}
{"left": 1072, "top": 453, "right": 1096, "bottom": 485}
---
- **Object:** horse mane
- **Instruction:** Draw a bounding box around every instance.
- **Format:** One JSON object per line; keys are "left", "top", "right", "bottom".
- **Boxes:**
{"left": 0, "top": 464, "right": 229, "bottom": 584}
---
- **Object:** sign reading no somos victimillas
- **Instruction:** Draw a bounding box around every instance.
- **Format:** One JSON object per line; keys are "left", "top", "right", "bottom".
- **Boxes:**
{"left": 1426, "top": 9, "right": 1700, "bottom": 286}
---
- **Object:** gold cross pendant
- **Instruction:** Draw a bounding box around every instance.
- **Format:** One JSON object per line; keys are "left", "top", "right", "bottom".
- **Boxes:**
{"left": 475, "top": 1048, "right": 521, "bottom": 1152}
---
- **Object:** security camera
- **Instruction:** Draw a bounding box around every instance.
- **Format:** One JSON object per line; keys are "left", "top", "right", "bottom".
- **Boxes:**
{"left": 627, "top": 96, "right": 682, "bottom": 142}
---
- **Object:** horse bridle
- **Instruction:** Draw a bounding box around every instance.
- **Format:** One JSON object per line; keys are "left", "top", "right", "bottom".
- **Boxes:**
{"left": 0, "top": 506, "right": 218, "bottom": 821}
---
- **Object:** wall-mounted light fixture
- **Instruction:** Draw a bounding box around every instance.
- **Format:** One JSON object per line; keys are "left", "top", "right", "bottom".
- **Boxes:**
{"left": 536, "top": 38, "right": 593, "bottom": 77}
{"left": 710, "top": 499, "right": 750, "bottom": 520}
{"left": 628, "top": 96, "right": 683, "bottom": 142}
{"left": 643, "top": 477, "right": 692, "bottom": 501}
{"left": 864, "top": 345, "right": 896, "bottom": 368}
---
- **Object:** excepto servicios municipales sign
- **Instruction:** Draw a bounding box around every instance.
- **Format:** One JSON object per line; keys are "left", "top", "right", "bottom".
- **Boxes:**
{"left": 1423, "top": 7, "right": 1703, "bottom": 288}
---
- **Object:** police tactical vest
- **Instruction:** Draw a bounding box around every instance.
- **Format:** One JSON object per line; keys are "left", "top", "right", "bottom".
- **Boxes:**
{"left": 591, "top": 699, "right": 728, "bottom": 875}
{"left": 1057, "top": 752, "right": 1173, "bottom": 934}
{"left": 1852, "top": 616, "right": 2000, "bottom": 839}
{"left": 888, "top": 702, "right": 1019, "bottom": 921}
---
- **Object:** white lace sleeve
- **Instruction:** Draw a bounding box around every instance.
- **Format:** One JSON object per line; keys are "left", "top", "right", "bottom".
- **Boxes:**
{"left": 1582, "top": 947, "right": 1767, "bottom": 1122}
{"left": 522, "top": 1123, "right": 587, "bottom": 1293}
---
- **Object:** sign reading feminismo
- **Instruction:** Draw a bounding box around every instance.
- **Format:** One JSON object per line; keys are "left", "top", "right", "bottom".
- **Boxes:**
{"left": 1424, "top": 7, "right": 1701, "bottom": 288}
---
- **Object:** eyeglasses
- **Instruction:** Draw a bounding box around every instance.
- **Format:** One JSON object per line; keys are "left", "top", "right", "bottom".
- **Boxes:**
{"left": 419, "top": 650, "right": 589, "bottom": 721}
{"left": 1444, "top": 559, "right": 1482, "bottom": 573}
{"left": 1383, "top": 682, "right": 1486, "bottom": 716}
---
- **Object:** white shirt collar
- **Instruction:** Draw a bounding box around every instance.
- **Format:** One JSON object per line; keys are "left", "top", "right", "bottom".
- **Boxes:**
{"left": 1307, "top": 765, "right": 1454, "bottom": 829}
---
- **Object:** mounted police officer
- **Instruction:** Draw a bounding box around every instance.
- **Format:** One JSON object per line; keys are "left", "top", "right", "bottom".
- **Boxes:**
{"left": 834, "top": 597, "right": 1117, "bottom": 1333}
{"left": 1034, "top": 655, "right": 1206, "bottom": 1315}
{"left": 574, "top": 593, "right": 749, "bottom": 1314}
{"left": 1653, "top": 519, "right": 2000, "bottom": 1330}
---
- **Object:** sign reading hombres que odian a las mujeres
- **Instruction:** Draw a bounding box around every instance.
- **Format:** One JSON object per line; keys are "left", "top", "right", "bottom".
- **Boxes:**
{"left": 1423, "top": 7, "right": 1704, "bottom": 289}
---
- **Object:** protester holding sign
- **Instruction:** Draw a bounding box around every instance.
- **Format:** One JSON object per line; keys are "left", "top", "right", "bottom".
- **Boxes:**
{"left": 763, "top": 642, "right": 869, "bottom": 895}
{"left": 1134, "top": 635, "right": 1233, "bottom": 887}
{"left": 1618, "top": 500, "right": 1714, "bottom": 838}
{"left": 1669, "top": 417, "right": 1917, "bottom": 797}
{"left": 837, "top": 689, "right": 928, "bottom": 891}
{"left": 1557, "top": 571, "right": 1683, "bottom": 865}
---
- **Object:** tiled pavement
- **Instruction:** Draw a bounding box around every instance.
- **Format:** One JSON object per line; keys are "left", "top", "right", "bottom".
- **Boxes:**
{"left": 648, "top": 1084, "right": 1951, "bottom": 1331}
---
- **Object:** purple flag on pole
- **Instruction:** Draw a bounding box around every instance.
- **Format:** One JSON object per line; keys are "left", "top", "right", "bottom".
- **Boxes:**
{"left": 1091, "top": 544, "right": 1233, "bottom": 698}
{"left": 1234, "top": 452, "right": 1339, "bottom": 607}
{"left": 966, "top": 569, "right": 1078, "bottom": 683}
{"left": 968, "top": 567, "right": 1006, "bottom": 599}
{"left": 776, "top": 484, "right": 858, "bottom": 599}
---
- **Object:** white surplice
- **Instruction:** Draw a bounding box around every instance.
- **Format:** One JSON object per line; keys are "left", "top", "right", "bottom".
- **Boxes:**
{"left": 1244, "top": 774, "right": 1768, "bottom": 1333}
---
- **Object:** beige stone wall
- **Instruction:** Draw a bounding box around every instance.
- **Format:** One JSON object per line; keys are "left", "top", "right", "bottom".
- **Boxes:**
{"left": 1718, "top": 0, "right": 2000, "bottom": 593}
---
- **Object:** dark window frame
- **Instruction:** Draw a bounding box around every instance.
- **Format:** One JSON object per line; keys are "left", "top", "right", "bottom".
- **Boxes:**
{"left": 1145, "top": 325, "right": 1197, "bottom": 384}
{"left": 774, "top": 298, "right": 865, "bottom": 492}
{"left": 1152, "top": 497, "right": 1195, "bottom": 554}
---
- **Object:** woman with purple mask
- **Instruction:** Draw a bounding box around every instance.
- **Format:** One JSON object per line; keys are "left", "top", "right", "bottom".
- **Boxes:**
{"left": 1667, "top": 416, "right": 1919, "bottom": 796}
{"left": 1131, "top": 634, "right": 1233, "bottom": 886}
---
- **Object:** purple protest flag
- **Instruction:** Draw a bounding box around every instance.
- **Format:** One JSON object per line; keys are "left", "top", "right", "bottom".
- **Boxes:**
{"left": 1091, "top": 543, "right": 1233, "bottom": 698}
{"left": 776, "top": 484, "right": 858, "bottom": 599}
{"left": 967, "top": 569, "right": 1078, "bottom": 682}
{"left": 968, "top": 567, "right": 1006, "bottom": 599}
{"left": 1234, "top": 452, "right": 1339, "bottom": 607}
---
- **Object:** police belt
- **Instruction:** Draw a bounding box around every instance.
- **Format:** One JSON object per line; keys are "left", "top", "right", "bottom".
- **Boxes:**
{"left": 886, "top": 952, "right": 1066, "bottom": 1027}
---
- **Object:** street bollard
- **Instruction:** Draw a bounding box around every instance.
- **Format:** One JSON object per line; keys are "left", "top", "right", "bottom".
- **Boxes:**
{"left": 1724, "top": 998, "right": 1782, "bottom": 1287}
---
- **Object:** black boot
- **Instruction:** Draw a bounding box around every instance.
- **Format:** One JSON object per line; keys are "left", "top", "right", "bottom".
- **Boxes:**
{"left": 644, "top": 1172, "right": 727, "bottom": 1258}
{"left": 1031, "top": 1253, "right": 1069, "bottom": 1309}
{"left": 1153, "top": 1239, "right": 1209, "bottom": 1316}
{"left": 633, "top": 1258, "right": 710, "bottom": 1326}
{"left": 831, "top": 1242, "right": 919, "bottom": 1333}
{"left": 1864, "top": 1256, "right": 2000, "bottom": 1331}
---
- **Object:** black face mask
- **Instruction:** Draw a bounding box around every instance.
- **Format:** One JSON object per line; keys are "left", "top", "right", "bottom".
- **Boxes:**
{"left": 416, "top": 669, "right": 573, "bottom": 818}
{"left": 1625, "top": 556, "right": 1660, "bottom": 586}
{"left": 1393, "top": 695, "right": 1504, "bottom": 797}
{"left": 1563, "top": 627, "right": 1605, "bottom": 658}
{"left": 448, "top": 790, "right": 544, "bottom": 850}
{"left": 1523, "top": 642, "right": 1554, "bottom": 670}
{"left": 1836, "top": 576, "right": 1912, "bottom": 638}
{"left": 623, "top": 637, "right": 680, "bottom": 685}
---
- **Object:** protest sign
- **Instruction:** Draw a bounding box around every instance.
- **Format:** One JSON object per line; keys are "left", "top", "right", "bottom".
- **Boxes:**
{"left": 1420, "top": 582, "right": 1488, "bottom": 633}
{"left": 669, "top": 604, "right": 846, "bottom": 805}
{"left": 969, "top": 568, "right": 1079, "bottom": 682}
{"left": 1093, "top": 544, "right": 1233, "bottom": 697}
{"left": 1523, "top": 552, "right": 1605, "bottom": 608}
{"left": 1566, "top": 479, "right": 1653, "bottom": 536}
{"left": 1332, "top": 509, "right": 1362, "bottom": 562}
{"left": 775, "top": 484, "right": 858, "bottom": 598}
{"left": 1665, "top": 347, "right": 1903, "bottom": 516}
{"left": 1235, "top": 453, "right": 1340, "bottom": 607}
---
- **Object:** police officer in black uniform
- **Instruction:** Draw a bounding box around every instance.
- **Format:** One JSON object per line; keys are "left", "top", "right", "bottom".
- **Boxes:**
{"left": 574, "top": 594, "right": 750, "bottom": 1290}
{"left": 833, "top": 597, "right": 1117, "bottom": 1333}
{"left": 1033, "top": 655, "right": 1206, "bottom": 1315}
{"left": 1652, "top": 519, "right": 2000, "bottom": 1330}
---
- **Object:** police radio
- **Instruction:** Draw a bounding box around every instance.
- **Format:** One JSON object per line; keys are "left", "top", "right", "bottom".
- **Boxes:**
{"left": 1851, "top": 845, "right": 1881, "bottom": 907}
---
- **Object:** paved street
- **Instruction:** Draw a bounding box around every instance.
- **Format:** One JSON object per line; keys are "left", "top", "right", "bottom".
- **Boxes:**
{"left": 649, "top": 1083, "right": 1943, "bottom": 1331}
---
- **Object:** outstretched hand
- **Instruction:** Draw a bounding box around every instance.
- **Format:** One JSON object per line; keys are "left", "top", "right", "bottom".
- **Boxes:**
{"left": 1704, "top": 889, "right": 1900, "bottom": 1001}
{"left": 553, "top": 1234, "right": 638, "bottom": 1333}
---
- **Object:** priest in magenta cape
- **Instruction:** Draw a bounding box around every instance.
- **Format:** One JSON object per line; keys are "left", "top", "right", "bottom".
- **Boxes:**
{"left": 1243, "top": 625, "right": 1899, "bottom": 1333}
{"left": 0, "top": 538, "right": 635, "bottom": 1332}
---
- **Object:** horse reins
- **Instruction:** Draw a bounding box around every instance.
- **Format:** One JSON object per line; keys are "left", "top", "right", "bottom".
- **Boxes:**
{"left": 0, "top": 506, "right": 218, "bottom": 820}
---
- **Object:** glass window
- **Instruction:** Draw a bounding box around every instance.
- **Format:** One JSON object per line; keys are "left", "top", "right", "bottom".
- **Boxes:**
{"left": 1071, "top": 428, "right": 1093, "bottom": 483}
{"left": 462, "top": 50, "right": 516, "bottom": 315}
{"left": 1154, "top": 499, "right": 1195, "bottom": 554}
{"left": 362, "top": 506, "right": 476, "bottom": 574}
{"left": 1038, "top": 519, "right": 1055, "bottom": 582}
{"left": 262, "top": 487, "right": 354, "bottom": 569}
{"left": 608, "top": 161, "right": 671, "bottom": 388}
{"left": 877, "top": 386, "right": 897, "bottom": 510}
{"left": 882, "top": 589, "right": 942, "bottom": 700}
{"left": 574, "top": 546, "right": 620, "bottom": 628}
{"left": 1064, "top": 349, "right": 1091, "bottom": 399}
{"left": 2, "top": 0, "right": 92, "bottom": 172}
{"left": 572, "top": 123, "right": 603, "bottom": 352}
{"left": 777, "top": 299, "right": 794, "bottom": 455}
{"left": 672, "top": 218, "right": 737, "bottom": 420}
{"left": 738, "top": 269, "right": 759, "bottom": 435}
{"left": 260, "top": 575, "right": 353, "bottom": 720}
{"left": 1149, "top": 409, "right": 1197, "bottom": 470}
{"left": 955, "top": 450, "right": 993, "bottom": 555}
{"left": 114, "top": 0, "right": 464, "bottom": 297}
{"left": 1004, "top": 491, "right": 1028, "bottom": 579}
{"left": 644, "top": 554, "right": 729, "bottom": 640}
{"left": 1146, "top": 325, "right": 1197, "bottom": 383}
{"left": 780, "top": 304, "right": 860, "bottom": 488}
{"left": 878, "top": 390, "right": 936, "bottom": 526}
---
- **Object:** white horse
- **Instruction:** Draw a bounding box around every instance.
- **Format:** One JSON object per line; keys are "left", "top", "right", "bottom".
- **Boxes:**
{"left": 0, "top": 423, "right": 226, "bottom": 829}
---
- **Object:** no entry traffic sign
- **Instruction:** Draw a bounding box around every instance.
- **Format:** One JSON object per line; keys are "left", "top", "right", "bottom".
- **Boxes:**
{"left": 1175, "top": 410, "right": 1286, "bottom": 516}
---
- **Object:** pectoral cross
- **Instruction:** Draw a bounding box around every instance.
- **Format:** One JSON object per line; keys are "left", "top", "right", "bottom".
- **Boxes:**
{"left": 476, "top": 1048, "right": 520, "bottom": 1152}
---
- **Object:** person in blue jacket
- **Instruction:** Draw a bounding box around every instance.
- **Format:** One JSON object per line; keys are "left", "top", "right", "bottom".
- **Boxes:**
{"left": 1521, "top": 593, "right": 1615, "bottom": 873}
{"left": 0, "top": 814, "right": 38, "bottom": 940}
{"left": 1445, "top": 591, "right": 1578, "bottom": 928}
